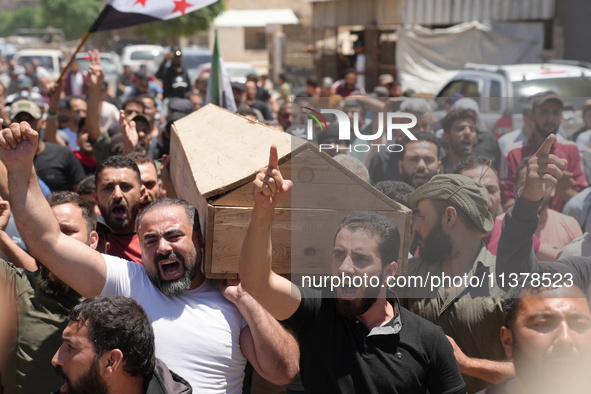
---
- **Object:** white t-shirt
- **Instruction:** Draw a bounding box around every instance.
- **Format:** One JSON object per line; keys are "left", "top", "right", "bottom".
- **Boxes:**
{"left": 100, "top": 255, "right": 247, "bottom": 393}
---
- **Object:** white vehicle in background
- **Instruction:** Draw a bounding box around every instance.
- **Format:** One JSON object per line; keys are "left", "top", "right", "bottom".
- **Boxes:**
{"left": 193, "top": 61, "right": 257, "bottom": 84}
{"left": 13, "top": 48, "right": 65, "bottom": 81}
{"left": 120, "top": 44, "right": 165, "bottom": 74}
{"left": 433, "top": 61, "right": 591, "bottom": 138}
{"left": 75, "top": 52, "right": 123, "bottom": 96}
{"left": 181, "top": 46, "right": 212, "bottom": 82}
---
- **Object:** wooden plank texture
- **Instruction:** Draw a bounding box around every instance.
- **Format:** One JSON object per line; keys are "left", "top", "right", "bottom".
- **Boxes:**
{"left": 205, "top": 206, "right": 410, "bottom": 278}
{"left": 170, "top": 104, "right": 305, "bottom": 199}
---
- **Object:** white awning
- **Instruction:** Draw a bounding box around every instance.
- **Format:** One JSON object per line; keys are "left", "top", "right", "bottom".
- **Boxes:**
{"left": 213, "top": 9, "right": 299, "bottom": 27}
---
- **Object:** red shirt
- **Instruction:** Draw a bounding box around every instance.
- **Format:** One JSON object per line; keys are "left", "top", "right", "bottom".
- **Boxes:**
{"left": 107, "top": 233, "right": 142, "bottom": 264}
{"left": 500, "top": 137, "right": 587, "bottom": 211}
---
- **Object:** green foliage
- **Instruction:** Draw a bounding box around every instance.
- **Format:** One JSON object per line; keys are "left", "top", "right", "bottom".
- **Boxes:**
{"left": 41, "top": 0, "right": 104, "bottom": 39}
{"left": 133, "top": 0, "right": 225, "bottom": 41}
{"left": 0, "top": 7, "right": 43, "bottom": 37}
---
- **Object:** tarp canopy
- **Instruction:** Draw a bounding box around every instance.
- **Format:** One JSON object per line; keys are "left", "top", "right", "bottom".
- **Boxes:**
{"left": 397, "top": 21, "right": 544, "bottom": 94}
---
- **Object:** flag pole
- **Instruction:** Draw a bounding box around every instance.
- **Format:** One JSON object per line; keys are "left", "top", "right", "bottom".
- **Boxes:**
{"left": 57, "top": 31, "right": 91, "bottom": 85}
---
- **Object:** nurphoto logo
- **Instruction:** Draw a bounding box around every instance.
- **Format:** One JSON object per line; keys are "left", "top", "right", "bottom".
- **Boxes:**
{"left": 304, "top": 107, "right": 418, "bottom": 154}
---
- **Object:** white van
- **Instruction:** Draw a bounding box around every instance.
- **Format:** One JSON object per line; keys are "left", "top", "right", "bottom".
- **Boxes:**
{"left": 120, "top": 44, "right": 165, "bottom": 74}
{"left": 13, "top": 49, "right": 65, "bottom": 81}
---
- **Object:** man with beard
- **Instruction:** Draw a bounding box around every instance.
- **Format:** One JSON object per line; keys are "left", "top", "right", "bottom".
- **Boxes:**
{"left": 398, "top": 132, "right": 442, "bottom": 188}
{"left": 0, "top": 191, "right": 100, "bottom": 393}
{"left": 127, "top": 152, "right": 164, "bottom": 213}
{"left": 238, "top": 146, "right": 465, "bottom": 393}
{"left": 441, "top": 108, "right": 478, "bottom": 173}
{"left": 476, "top": 282, "right": 591, "bottom": 394}
{"left": 368, "top": 98, "right": 433, "bottom": 184}
{"left": 52, "top": 296, "right": 192, "bottom": 394}
{"left": 500, "top": 91, "right": 587, "bottom": 212}
{"left": 93, "top": 155, "right": 145, "bottom": 263}
{"left": 0, "top": 122, "right": 299, "bottom": 393}
{"left": 404, "top": 174, "right": 511, "bottom": 393}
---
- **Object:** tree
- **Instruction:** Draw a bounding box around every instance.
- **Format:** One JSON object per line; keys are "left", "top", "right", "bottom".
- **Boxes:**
{"left": 41, "top": 0, "right": 103, "bottom": 39}
{"left": 133, "top": 0, "right": 225, "bottom": 41}
{"left": 0, "top": 7, "right": 43, "bottom": 37}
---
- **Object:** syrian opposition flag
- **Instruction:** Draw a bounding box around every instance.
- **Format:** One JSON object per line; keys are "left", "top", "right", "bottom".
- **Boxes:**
{"left": 89, "top": 0, "right": 219, "bottom": 32}
{"left": 205, "top": 30, "right": 237, "bottom": 112}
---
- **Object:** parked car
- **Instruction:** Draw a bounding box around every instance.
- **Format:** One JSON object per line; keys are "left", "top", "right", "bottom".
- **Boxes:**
{"left": 433, "top": 61, "right": 591, "bottom": 138}
{"left": 75, "top": 52, "right": 122, "bottom": 96}
{"left": 13, "top": 48, "right": 65, "bottom": 81}
{"left": 181, "top": 46, "right": 212, "bottom": 82}
{"left": 193, "top": 62, "right": 257, "bottom": 84}
{"left": 120, "top": 44, "right": 165, "bottom": 74}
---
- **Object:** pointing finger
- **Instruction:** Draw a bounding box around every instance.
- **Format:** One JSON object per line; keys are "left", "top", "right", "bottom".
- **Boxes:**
{"left": 268, "top": 145, "right": 279, "bottom": 169}
{"left": 535, "top": 134, "right": 555, "bottom": 157}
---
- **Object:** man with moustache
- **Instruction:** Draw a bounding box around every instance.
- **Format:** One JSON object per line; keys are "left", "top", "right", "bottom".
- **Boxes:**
{"left": 0, "top": 123, "right": 299, "bottom": 393}
{"left": 440, "top": 108, "right": 478, "bottom": 173}
{"left": 94, "top": 155, "right": 145, "bottom": 263}
{"left": 0, "top": 191, "right": 100, "bottom": 393}
{"left": 476, "top": 282, "right": 591, "bottom": 394}
{"left": 238, "top": 146, "right": 465, "bottom": 393}
{"left": 500, "top": 91, "right": 587, "bottom": 211}
{"left": 52, "top": 296, "right": 192, "bottom": 394}
{"left": 398, "top": 132, "right": 442, "bottom": 188}
{"left": 126, "top": 152, "right": 164, "bottom": 213}
{"left": 404, "top": 174, "right": 512, "bottom": 393}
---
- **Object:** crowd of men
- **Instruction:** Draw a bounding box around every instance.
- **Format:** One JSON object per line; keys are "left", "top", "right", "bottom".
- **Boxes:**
{"left": 0, "top": 44, "right": 591, "bottom": 394}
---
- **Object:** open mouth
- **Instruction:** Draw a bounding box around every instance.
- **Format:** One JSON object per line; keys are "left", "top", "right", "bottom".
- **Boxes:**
{"left": 111, "top": 205, "right": 127, "bottom": 218}
{"left": 413, "top": 173, "right": 428, "bottom": 185}
{"left": 339, "top": 284, "right": 358, "bottom": 300}
{"left": 159, "top": 260, "right": 183, "bottom": 280}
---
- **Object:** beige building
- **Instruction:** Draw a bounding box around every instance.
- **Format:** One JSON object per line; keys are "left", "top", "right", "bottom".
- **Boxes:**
{"left": 202, "top": 0, "right": 313, "bottom": 80}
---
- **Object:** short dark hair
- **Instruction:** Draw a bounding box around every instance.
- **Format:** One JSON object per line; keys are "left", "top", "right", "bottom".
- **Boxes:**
{"left": 375, "top": 181, "right": 415, "bottom": 207}
{"left": 126, "top": 151, "right": 157, "bottom": 169}
{"left": 138, "top": 94, "right": 156, "bottom": 107}
{"left": 306, "top": 78, "right": 318, "bottom": 88}
{"left": 68, "top": 296, "right": 155, "bottom": 379}
{"left": 66, "top": 96, "right": 85, "bottom": 110}
{"left": 334, "top": 212, "right": 400, "bottom": 268}
{"left": 442, "top": 108, "right": 477, "bottom": 134}
{"left": 47, "top": 191, "right": 97, "bottom": 234}
{"left": 95, "top": 155, "right": 141, "bottom": 187}
{"left": 77, "top": 175, "right": 96, "bottom": 195}
{"left": 400, "top": 131, "right": 441, "bottom": 159}
{"left": 122, "top": 97, "right": 145, "bottom": 111}
{"left": 136, "top": 198, "right": 202, "bottom": 247}
{"left": 453, "top": 155, "right": 499, "bottom": 179}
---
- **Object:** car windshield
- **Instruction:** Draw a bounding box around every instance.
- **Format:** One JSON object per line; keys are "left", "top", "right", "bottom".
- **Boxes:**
{"left": 512, "top": 77, "right": 591, "bottom": 111}
{"left": 130, "top": 49, "right": 161, "bottom": 61}
{"left": 183, "top": 54, "right": 212, "bottom": 69}
{"left": 18, "top": 55, "right": 55, "bottom": 71}
{"left": 77, "top": 57, "right": 118, "bottom": 74}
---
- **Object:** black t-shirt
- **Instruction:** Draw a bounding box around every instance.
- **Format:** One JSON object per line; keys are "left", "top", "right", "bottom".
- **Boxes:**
{"left": 282, "top": 287, "right": 466, "bottom": 394}
{"left": 34, "top": 142, "right": 86, "bottom": 192}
